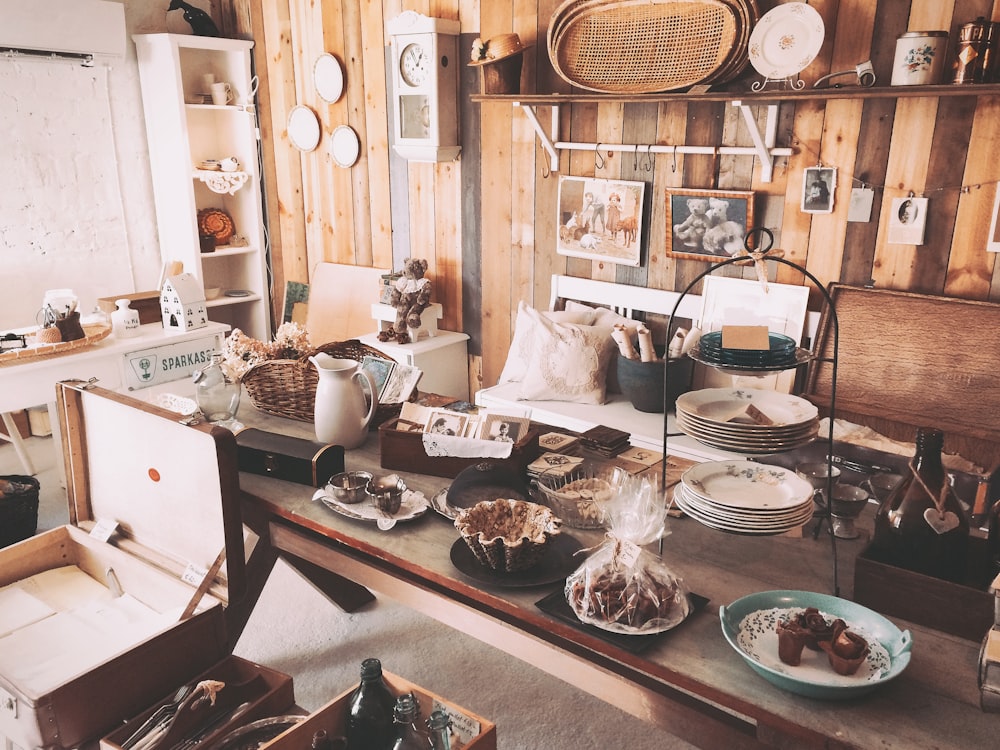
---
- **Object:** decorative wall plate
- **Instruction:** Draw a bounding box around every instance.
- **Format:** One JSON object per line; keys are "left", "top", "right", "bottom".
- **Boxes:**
{"left": 197, "top": 208, "right": 235, "bottom": 244}
{"left": 747, "top": 2, "right": 825, "bottom": 80}
{"left": 287, "top": 105, "right": 321, "bottom": 152}
{"left": 314, "top": 53, "right": 345, "bottom": 103}
{"left": 330, "top": 125, "right": 360, "bottom": 168}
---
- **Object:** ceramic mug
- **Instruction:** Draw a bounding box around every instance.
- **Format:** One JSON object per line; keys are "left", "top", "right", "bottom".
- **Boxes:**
{"left": 210, "top": 81, "right": 233, "bottom": 105}
{"left": 220, "top": 156, "right": 240, "bottom": 172}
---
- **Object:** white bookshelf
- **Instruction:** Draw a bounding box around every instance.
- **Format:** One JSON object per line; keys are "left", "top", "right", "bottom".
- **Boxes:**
{"left": 133, "top": 33, "right": 270, "bottom": 339}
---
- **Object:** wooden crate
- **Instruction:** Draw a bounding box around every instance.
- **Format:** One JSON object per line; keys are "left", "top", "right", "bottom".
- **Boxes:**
{"left": 100, "top": 656, "right": 294, "bottom": 750}
{"left": 0, "top": 383, "right": 246, "bottom": 750}
{"left": 379, "top": 417, "right": 540, "bottom": 478}
{"left": 854, "top": 536, "right": 995, "bottom": 642}
{"left": 261, "top": 670, "right": 496, "bottom": 750}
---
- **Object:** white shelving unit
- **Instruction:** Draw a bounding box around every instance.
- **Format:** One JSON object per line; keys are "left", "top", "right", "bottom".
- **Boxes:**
{"left": 133, "top": 33, "right": 270, "bottom": 340}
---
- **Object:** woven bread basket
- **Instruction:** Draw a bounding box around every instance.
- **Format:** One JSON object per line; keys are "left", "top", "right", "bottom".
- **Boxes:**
{"left": 242, "top": 339, "right": 414, "bottom": 427}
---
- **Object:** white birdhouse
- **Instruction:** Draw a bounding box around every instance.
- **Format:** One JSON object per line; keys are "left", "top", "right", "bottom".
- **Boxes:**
{"left": 161, "top": 273, "right": 208, "bottom": 333}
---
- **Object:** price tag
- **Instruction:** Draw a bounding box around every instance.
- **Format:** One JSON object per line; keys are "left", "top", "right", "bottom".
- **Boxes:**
{"left": 181, "top": 563, "right": 210, "bottom": 587}
{"left": 89, "top": 518, "right": 118, "bottom": 542}
{"left": 617, "top": 539, "right": 642, "bottom": 567}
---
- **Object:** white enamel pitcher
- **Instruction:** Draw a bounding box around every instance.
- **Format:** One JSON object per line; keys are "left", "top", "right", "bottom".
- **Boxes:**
{"left": 309, "top": 354, "right": 379, "bottom": 449}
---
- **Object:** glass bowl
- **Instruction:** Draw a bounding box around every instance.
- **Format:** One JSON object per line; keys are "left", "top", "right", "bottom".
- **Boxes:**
{"left": 531, "top": 461, "right": 631, "bottom": 529}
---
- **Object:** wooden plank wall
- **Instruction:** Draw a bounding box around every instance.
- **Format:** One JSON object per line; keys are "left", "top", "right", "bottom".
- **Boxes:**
{"left": 233, "top": 0, "right": 1000, "bottom": 397}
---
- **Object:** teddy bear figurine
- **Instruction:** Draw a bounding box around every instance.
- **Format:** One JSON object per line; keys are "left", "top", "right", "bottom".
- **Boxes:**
{"left": 378, "top": 257, "right": 432, "bottom": 344}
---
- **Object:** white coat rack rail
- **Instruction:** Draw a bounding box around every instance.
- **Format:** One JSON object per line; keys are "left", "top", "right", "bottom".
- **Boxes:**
{"left": 517, "top": 101, "right": 793, "bottom": 182}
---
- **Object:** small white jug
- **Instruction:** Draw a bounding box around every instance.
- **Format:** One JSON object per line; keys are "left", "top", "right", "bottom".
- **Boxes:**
{"left": 309, "top": 353, "right": 379, "bottom": 449}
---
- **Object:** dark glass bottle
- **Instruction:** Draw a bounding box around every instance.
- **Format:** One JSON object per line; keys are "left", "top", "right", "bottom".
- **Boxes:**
{"left": 872, "top": 427, "right": 970, "bottom": 583}
{"left": 390, "top": 693, "right": 429, "bottom": 750}
{"left": 346, "top": 658, "right": 397, "bottom": 750}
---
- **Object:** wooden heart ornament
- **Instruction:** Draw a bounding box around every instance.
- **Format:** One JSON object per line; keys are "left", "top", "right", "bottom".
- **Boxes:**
{"left": 924, "top": 508, "right": 960, "bottom": 535}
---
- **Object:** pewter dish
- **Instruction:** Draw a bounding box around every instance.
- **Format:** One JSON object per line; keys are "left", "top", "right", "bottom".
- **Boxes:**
{"left": 720, "top": 590, "right": 912, "bottom": 699}
{"left": 429, "top": 488, "right": 461, "bottom": 520}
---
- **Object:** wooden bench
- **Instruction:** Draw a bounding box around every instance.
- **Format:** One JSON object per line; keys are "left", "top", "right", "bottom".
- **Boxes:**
{"left": 475, "top": 274, "right": 820, "bottom": 460}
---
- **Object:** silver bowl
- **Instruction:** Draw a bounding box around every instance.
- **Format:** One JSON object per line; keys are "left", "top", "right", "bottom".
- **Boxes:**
{"left": 325, "top": 471, "right": 373, "bottom": 504}
{"left": 367, "top": 474, "right": 406, "bottom": 515}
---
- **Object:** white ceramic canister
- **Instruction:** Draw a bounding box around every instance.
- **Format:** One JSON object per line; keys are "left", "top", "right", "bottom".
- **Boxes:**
{"left": 891, "top": 31, "right": 949, "bottom": 86}
{"left": 111, "top": 298, "right": 141, "bottom": 338}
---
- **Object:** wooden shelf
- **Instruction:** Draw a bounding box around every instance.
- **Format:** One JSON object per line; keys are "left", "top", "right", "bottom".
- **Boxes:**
{"left": 471, "top": 83, "right": 1000, "bottom": 105}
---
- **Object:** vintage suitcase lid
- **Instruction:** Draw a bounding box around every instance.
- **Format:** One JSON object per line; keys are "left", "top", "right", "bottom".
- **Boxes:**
{"left": 55, "top": 381, "right": 245, "bottom": 604}
{"left": 805, "top": 284, "right": 1000, "bottom": 469}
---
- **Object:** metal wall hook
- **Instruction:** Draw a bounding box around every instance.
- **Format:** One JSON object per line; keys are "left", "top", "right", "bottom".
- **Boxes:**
{"left": 595, "top": 143, "right": 605, "bottom": 170}
{"left": 644, "top": 144, "right": 654, "bottom": 172}
{"left": 671, "top": 146, "right": 677, "bottom": 173}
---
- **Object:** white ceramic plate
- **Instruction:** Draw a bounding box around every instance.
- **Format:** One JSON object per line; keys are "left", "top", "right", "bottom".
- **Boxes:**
{"left": 681, "top": 460, "right": 814, "bottom": 510}
{"left": 720, "top": 590, "right": 912, "bottom": 699}
{"left": 673, "top": 492, "right": 813, "bottom": 535}
{"left": 747, "top": 1, "right": 825, "bottom": 80}
{"left": 314, "top": 52, "right": 344, "bottom": 103}
{"left": 675, "top": 486, "right": 813, "bottom": 526}
{"left": 287, "top": 105, "right": 321, "bottom": 152}
{"left": 330, "top": 125, "right": 360, "bottom": 168}
{"left": 676, "top": 387, "right": 818, "bottom": 427}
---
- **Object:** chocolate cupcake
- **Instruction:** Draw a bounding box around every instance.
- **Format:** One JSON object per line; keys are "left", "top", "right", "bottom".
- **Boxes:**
{"left": 819, "top": 622, "right": 870, "bottom": 676}
{"left": 775, "top": 618, "right": 812, "bottom": 666}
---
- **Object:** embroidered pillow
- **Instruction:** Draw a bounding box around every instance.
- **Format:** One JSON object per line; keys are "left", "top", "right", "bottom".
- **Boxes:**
{"left": 516, "top": 307, "right": 615, "bottom": 405}
{"left": 498, "top": 301, "right": 596, "bottom": 384}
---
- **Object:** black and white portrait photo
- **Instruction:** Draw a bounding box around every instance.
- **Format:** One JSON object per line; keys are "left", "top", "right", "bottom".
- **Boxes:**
{"left": 887, "top": 196, "right": 928, "bottom": 245}
{"left": 801, "top": 167, "right": 836, "bottom": 214}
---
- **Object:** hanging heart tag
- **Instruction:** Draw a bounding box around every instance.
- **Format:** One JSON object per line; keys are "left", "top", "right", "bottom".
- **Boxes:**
{"left": 924, "top": 508, "right": 960, "bottom": 534}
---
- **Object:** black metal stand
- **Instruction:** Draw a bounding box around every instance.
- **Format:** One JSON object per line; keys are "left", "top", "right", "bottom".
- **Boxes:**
{"left": 660, "top": 242, "right": 842, "bottom": 596}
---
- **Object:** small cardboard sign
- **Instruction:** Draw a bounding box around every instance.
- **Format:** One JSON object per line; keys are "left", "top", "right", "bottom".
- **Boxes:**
{"left": 720, "top": 325, "right": 770, "bottom": 351}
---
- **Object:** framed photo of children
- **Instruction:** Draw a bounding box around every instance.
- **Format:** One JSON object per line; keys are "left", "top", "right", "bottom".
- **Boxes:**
{"left": 557, "top": 176, "right": 646, "bottom": 266}
{"left": 666, "top": 188, "right": 755, "bottom": 261}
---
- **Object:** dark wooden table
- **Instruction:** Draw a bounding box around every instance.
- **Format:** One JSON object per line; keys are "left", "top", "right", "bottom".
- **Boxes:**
{"left": 234, "top": 405, "right": 997, "bottom": 750}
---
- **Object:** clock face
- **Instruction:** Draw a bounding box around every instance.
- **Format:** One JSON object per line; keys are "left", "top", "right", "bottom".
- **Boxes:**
{"left": 399, "top": 42, "right": 430, "bottom": 87}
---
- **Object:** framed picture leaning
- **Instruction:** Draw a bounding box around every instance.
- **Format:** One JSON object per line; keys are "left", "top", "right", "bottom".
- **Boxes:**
{"left": 666, "top": 188, "right": 755, "bottom": 261}
{"left": 557, "top": 176, "right": 646, "bottom": 266}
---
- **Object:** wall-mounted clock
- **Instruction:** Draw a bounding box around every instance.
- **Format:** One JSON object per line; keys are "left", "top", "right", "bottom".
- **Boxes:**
{"left": 387, "top": 11, "right": 461, "bottom": 162}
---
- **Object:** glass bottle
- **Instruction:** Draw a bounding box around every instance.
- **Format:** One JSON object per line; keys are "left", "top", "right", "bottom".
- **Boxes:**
{"left": 390, "top": 693, "right": 429, "bottom": 750}
{"left": 346, "top": 658, "right": 397, "bottom": 750}
{"left": 192, "top": 353, "right": 241, "bottom": 424}
{"left": 426, "top": 710, "right": 452, "bottom": 750}
{"left": 872, "top": 427, "right": 970, "bottom": 583}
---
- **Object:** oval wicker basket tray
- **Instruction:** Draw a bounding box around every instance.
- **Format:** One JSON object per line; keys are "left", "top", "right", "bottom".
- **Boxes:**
{"left": 241, "top": 339, "right": 414, "bottom": 427}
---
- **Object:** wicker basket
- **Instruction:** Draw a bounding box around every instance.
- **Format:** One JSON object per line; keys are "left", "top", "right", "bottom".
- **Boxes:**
{"left": 0, "top": 475, "right": 40, "bottom": 548}
{"left": 242, "top": 339, "right": 413, "bottom": 427}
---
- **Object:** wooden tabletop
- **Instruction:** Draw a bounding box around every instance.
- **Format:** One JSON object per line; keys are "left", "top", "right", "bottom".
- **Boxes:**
{"left": 235, "top": 405, "right": 997, "bottom": 750}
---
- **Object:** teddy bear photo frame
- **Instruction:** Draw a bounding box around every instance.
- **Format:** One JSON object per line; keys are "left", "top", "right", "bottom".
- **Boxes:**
{"left": 556, "top": 176, "right": 646, "bottom": 267}
{"left": 666, "top": 187, "right": 755, "bottom": 261}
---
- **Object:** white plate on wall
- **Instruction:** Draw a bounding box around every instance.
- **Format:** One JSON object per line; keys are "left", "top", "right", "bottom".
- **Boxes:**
{"left": 314, "top": 53, "right": 344, "bottom": 103}
{"left": 747, "top": 2, "right": 825, "bottom": 80}
{"left": 287, "top": 105, "right": 321, "bottom": 152}
{"left": 330, "top": 125, "right": 360, "bottom": 168}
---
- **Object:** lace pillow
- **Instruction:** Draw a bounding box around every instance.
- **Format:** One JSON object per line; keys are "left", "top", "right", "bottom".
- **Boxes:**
{"left": 498, "top": 301, "right": 596, "bottom": 384}
{"left": 517, "top": 307, "right": 615, "bottom": 404}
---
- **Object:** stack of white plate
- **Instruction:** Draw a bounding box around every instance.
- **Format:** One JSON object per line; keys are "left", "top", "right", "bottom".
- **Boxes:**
{"left": 674, "top": 459, "right": 814, "bottom": 535}
{"left": 675, "top": 387, "right": 819, "bottom": 455}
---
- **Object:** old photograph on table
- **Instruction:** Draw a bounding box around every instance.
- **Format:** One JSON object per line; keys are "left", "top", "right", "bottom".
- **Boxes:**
{"left": 423, "top": 408, "right": 468, "bottom": 437}
{"left": 478, "top": 413, "right": 530, "bottom": 443}
{"left": 380, "top": 362, "right": 422, "bottom": 404}
{"left": 801, "top": 167, "right": 836, "bottom": 214}
{"left": 887, "top": 196, "right": 928, "bottom": 245}
{"left": 557, "top": 176, "right": 645, "bottom": 266}
{"left": 666, "top": 188, "right": 754, "bottom": 260}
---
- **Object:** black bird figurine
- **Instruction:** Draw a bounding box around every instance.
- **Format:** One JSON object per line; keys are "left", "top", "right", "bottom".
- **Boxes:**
{"left": 167, "top": 0, "right": 221, "bottom": 37}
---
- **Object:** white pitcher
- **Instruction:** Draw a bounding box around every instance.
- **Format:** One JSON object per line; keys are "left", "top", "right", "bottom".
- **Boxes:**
{"left": 309, "top": 353, "right": 379, "bottom": 448}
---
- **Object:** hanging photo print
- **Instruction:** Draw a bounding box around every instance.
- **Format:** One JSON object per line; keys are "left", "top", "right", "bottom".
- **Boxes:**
{"left": 887, "top": 196, "right": 928, "bottom": 245}
{"left": 666, "top": 188, "right": 755, "bottom": 260}
{"left": 557, "top": 176, "right": 646, "bottom": 266}
{"left": 801, "top": 166, "right": 837, "bottom": 214}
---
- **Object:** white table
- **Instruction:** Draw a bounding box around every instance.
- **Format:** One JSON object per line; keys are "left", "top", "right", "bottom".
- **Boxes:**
{"left": 0, "top": 322, "right": 229, "bottom": 474}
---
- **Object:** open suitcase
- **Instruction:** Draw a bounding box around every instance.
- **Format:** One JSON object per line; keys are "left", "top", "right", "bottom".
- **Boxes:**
{"left": 0, "top": 382, "right": 261, "bottom": 750}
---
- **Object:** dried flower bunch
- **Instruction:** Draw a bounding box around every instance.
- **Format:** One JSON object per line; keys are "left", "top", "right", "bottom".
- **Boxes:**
{"left": 470, "top": 37, "right": 487, "bottom": 62}
{"left": 220, "top": 322, "right": 312, "bottom": 380}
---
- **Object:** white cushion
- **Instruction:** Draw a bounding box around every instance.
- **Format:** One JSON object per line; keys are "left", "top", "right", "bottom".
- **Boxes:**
{"left": 516, "top": 306, "right": 615, "bottom": 405}
{"left": 498, "top": 301, "right": 595, "bottom": 384}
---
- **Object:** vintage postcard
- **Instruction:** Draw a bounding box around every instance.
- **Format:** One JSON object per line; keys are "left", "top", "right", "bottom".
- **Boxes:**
{"left": 423, "top": 408, "right": 469, "bottom": 437}
{"left": 478, "top": 413, "right": 530, "bottom": 443}
{"left": 381, "top": 362, "right": 423, "bottom": 404}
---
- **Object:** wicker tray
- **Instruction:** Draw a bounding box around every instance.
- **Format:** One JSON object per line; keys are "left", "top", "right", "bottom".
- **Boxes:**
{"left": 242, "top": 339, "right": 412, "bottom": 427}
{"left": 0, "top": 323, "right": 112, "bottom": 365}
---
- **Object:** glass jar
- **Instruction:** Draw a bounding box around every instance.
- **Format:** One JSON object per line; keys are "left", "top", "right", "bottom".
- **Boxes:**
{"left": 192, "top": 353, "right": 241, "bottom": 425}
{"left": 346, "top": 658, "right": 397, "bottom": 750}
{"left": 872, "top": 427, "right": 970, "bottom": 583}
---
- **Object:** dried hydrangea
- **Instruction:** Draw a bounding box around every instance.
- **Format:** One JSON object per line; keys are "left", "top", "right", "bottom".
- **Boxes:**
{"left": 220, "top": 323, "right": 314, "bottom": 381}
{"left": 470, "top": 37, "right": 486, "bottom": 62}
{"left": 271, "top": 322, "right": 312, "bottom": 359}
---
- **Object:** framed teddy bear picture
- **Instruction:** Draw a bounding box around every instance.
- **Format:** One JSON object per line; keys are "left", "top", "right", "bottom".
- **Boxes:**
{"left": 665, "top": 188, "right": 755, "bottom": 261}
{"left": 556, "top": 176, "right": 646, "bottom": 266}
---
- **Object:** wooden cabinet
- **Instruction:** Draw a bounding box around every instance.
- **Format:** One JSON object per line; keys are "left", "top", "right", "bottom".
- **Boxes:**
{"left": 133, "top": 33, "right": 270, "bottom": 339}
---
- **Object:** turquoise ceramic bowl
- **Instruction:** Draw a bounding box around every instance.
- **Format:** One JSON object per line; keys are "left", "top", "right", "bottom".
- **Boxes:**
{"left": 719, "top": 590, "right": 912, "bottom": 699}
